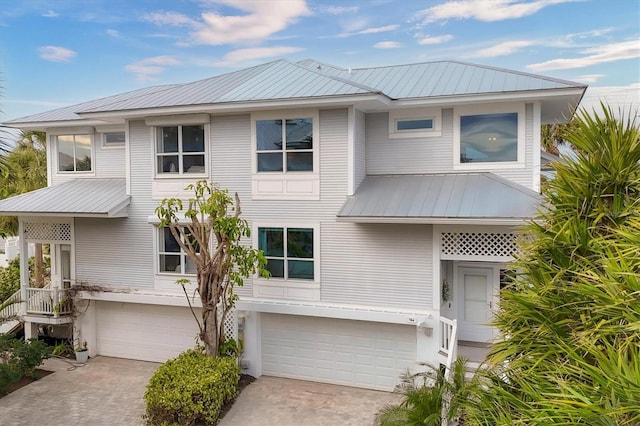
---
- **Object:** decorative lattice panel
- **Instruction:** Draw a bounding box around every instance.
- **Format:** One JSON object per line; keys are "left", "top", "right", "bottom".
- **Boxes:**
{"left": 441, "top": 232, "right": 518, "bottom": 259}
{"left": 222, "top": 308, "right": 237, "bottom": 340}
{"left": 24, "top": 222, "right": 72, "bottom": 243}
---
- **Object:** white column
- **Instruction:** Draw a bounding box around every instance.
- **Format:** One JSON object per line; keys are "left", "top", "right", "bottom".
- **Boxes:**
{"left": 24, "top": 322, "right": 38, "bottom": 340}
{"left": 18, "top": 220, "right": 29, "bottom": 316}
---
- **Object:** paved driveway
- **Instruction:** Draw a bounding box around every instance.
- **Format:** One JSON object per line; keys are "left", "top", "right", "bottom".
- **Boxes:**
{"left": 0, "top": 356, "right": 398, "bottom": 425}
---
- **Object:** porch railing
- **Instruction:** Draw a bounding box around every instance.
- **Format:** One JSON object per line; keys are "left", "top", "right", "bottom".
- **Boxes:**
{"left": 0, "top": 289, "right": 22, "bottom": 323}
{"left": 26, "top": 287, "right": 73, "bottom": 317}
{"left": 439, "top": 316, "right": 458, "bottom": 378}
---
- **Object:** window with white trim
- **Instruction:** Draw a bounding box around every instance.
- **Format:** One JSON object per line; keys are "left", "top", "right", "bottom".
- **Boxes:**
{"left": 103, "top": 132, "right": 125, "bottom": 147}
{"left": 256, "top": 118, "right": 313, "bottom": 172}
{"left": 155, "top": 125, "right": 206, "bottom": 175}
{"left": 389, "top": 108, "right": 441, "bottom": 139}
{"left": 459, "top": 113, "right": 518, "bottom": 163}
{"left": 157, "top": 227, "right": 198, "bottom": 275}
{"left": 258, "top": 227, "right": 314, "bottom": 280}
{"left": 57, "top": 135, "right": 92, "bottom": 172}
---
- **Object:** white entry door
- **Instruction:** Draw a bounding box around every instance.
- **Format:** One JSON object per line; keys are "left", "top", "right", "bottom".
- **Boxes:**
{"left": 457, "top": 266, "right": 496, "bottom": 342}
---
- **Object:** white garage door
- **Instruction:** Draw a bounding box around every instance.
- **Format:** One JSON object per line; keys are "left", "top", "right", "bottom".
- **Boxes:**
{"left": 262, "top": 314, "right": 416, "bottom": 391}
{"left": 96, "top": 302, "right": 200, "bottom": 363}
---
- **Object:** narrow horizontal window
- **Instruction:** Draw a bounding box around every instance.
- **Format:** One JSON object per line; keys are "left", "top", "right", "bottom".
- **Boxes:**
{"left": 396, "top": 118, "right": 433, "bottom": 132}
{"left": 103, "top": 132, "right": 125, "bottom": 147}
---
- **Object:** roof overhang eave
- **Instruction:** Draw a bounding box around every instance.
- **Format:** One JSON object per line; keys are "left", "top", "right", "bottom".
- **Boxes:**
{"left": 0, "top": 210, "right": 128, "bottom": 218}
{"left": 335, "top": 216, "right": 533, "bottom": 225}
{"left": 391, "top": 87, "right": 586, "bottom": 109}
{"left": 2, "top": 118, "right": 124, "bottom": 131}
{"left": 75, "top": 93, "right": 392, "bottom": 120}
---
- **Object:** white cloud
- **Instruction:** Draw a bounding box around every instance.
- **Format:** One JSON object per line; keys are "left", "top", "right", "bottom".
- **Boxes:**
{"left": 320, "top": 6, "right": 359, "bottom": 15}
{"left": 573, "top": 74, "right": 605, "bottom": 84}
{"left": 579, "top": 83, "right": 640, "bottom": 114}
{"left": 213, "top": 46, "right": 303, "bottom": 67}
{"left": 42, "top": 10, "right": 59, "bottom": 18}
{"left": 192, "top": 0, "right": 311, "bottom": 45}
{"left": 527, "top": 40, "right": 640, "bottom": 71}
{"left": 416, "top": 0, "right": 577, "bottom": 24}
{"left": 39, "top": 46, "right": 76, "bottom": 62}
{"left": 106, "top": 29, "right": 120, "bottom": 38}
{"left": 336, "top": 24, "right": 399, "bottom": 38}
{"left": 467, "top": 40, "right": 534, "bottom": 58}
{"left": 374, "top": 41, "right": 402, "bottom": 49}
{"left": 125, "top": 55, "right": 181, "bottom": 81}
{"left": 417, "top": 34, "right": 454, "bottom": 45}
{"left": 142, "top": 11, "right": 197, "bottom": 27}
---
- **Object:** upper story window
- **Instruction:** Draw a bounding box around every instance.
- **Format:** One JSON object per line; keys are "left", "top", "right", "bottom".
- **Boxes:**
{"left": 389, "top": 108, "right": 441, "bottom": 139}
{"left": 103, "top": 132, "right": 125, "bottom": 148}
{"left": 158, "top": 227, "right": 197, "bottom": 275}
{"left": 459, "top": 113, "right": 518, "bottom": 163}
{"left": 453, "top": 104, "right": 525, "bottom": 169}
{"left": 258, "top": 227, "right": 314, "bottom": 280}
{"left": 256, "top": 118, "right": 313, "bottom": 172}
{"left": 156, "top": 125, "right": 206, "bottom": 175}
{"left": 57, "top": 135, "right": 92, "bottom": 172}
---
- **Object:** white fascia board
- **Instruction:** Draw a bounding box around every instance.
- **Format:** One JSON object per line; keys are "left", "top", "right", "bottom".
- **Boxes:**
{"left": 0, "top": 211, "right": 120, "bottom": 218}
{"left": 335, "top": 216, "right": 530, "bottom": 226}
{"left": 75, "top": 94, "right": 390, "bottom": 121}
{"left": 392, "top": 88, "right": 586, "bottom": 109}
{"left": 237, "top": 298, "right": 435, "bottom": 326}
{"left": 77, "top": 290, "right": 200, "bottom": 307}
{"left": 3, "top": 119, "right": 122, "bottom": 131}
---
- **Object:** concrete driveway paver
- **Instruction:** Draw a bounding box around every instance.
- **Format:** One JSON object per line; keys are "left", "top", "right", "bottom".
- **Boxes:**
{"left": 1, "top": 357, "right": 398, "bottom": 426}
{"left": 0, "top": 356, "right": 159, "bottom": 426}
{"left": 220, "top": 376, "right": 400, "bottom": 426}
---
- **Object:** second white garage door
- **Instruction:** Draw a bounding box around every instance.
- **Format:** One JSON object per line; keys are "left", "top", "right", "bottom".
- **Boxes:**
{"left": 261, "top": 314, "right": 416, "bottom": 391}
{"left": 96, "top": 301, "right": 200, "bottom": 363}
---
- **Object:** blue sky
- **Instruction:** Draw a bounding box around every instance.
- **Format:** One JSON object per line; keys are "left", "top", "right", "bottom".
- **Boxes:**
{"left": 0, "top": 0, "right": 638, "bottom": 123}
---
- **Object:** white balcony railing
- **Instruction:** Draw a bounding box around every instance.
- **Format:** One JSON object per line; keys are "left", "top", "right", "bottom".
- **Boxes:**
{"left": 26, "top": 287, "right": 73, "bottom": 317}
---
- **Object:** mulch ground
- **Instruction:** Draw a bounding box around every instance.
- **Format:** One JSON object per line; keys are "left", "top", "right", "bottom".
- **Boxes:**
{"left": 3, "top": 368, "right": 53, "bottom": 397}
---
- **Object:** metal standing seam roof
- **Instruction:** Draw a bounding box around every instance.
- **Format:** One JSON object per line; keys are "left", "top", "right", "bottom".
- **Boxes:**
{"left": 297, "top": 59, "right": 586, "bottom": 100}
{"left": 0, "top": 179, "right": 129, "bottom": 217}
{"left": 4, "top": 58, "right": 587, "bottom": 125}
{"left": 74, "top": 60, "right": 378, "bottom": 114}
{"left": 4, "top": 85, "right": 179, "bottom": 124}
{"left": 338, "top": 173, "right": 541, "bottom": 222}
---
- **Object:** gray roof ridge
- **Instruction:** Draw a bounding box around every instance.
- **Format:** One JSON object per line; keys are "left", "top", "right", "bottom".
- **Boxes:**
{"left": 297, "top": 58, "right": 349, "bottom": 72}
{"left": 448, "top": 60, "right": 587, "bottom": 88}
{"left": 285, "top": 59, "right": 385, "bottom": 96}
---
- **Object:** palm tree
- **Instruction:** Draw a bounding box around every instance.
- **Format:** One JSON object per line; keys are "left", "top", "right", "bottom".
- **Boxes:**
{"left": 0, "top": 130, "right": 48, "bottom": 287}
{"left": 464, "top": 103, "right": 640, "bottom": 425}
{"left": 540, "top": 119, "right": 578, "bottom": 155}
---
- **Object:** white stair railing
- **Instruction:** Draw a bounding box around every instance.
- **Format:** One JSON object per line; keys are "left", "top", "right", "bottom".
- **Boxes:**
{"left": 0, "top": 289, "right": 22, "bottom": 323}
{"left": 26, "top": 287, "right": 72, "bottom": 317}
{"left": 439, "top": 316, "right": 458, "bottom": 379}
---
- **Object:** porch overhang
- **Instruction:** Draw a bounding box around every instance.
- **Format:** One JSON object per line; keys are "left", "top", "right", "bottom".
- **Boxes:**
{"left": 337, "top": 173, "right": 541, "bottom": 224}
{"left": 0, "top": 178, "right": 129, "bottom": 218}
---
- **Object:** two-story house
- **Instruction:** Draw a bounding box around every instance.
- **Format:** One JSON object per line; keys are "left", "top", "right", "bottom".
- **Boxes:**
{"left": 0, "top": 59, "right": 586, "bottom": 391}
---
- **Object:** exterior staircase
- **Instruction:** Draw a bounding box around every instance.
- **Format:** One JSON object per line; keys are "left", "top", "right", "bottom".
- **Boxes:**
{"left": 0, "top": 289, "right": 23, "bottom": 335}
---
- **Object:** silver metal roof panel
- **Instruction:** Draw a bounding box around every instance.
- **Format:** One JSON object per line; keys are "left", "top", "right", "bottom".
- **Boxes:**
{"left": 338, "top": 173, "right": 541, "bottom": 222}
{"left": 0, "top": 179, "right": 129, "bottom": 217}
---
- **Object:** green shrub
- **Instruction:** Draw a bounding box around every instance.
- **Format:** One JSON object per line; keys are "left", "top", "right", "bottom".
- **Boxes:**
{"left": 144, "top": 348, "right": 240, "bottom": 425}
{"left": 0, "top": 257, "right": 20, "bottom": 303}
{"left": 0, "top": 335, "right": 50, "bottom": 396}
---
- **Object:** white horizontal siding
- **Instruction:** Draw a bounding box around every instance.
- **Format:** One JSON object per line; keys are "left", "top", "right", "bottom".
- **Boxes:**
{"left": 354, "top": 109, "right": 366, "bottom": 192}
{"left": 365, "top": 105, "right": 537, "bottom": 190}
{"left": 321, "top": 223, "right": 433, "bottom": 310}
{"left": 366, "top": 109, "right": 453, "bottom": 175}
{"left": 49, "top": 134, "right": 126, "bottom": 186}
{"left": 491, "top": 103, "right": 534, "bottom": 189}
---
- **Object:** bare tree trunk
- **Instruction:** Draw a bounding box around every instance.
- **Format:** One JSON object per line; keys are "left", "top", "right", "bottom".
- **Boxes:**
{"left": 34, "top": 243, "right": 44, "bottom": 288}
{"left": 202, "top": 308, "right": 220, "bottom": 356}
